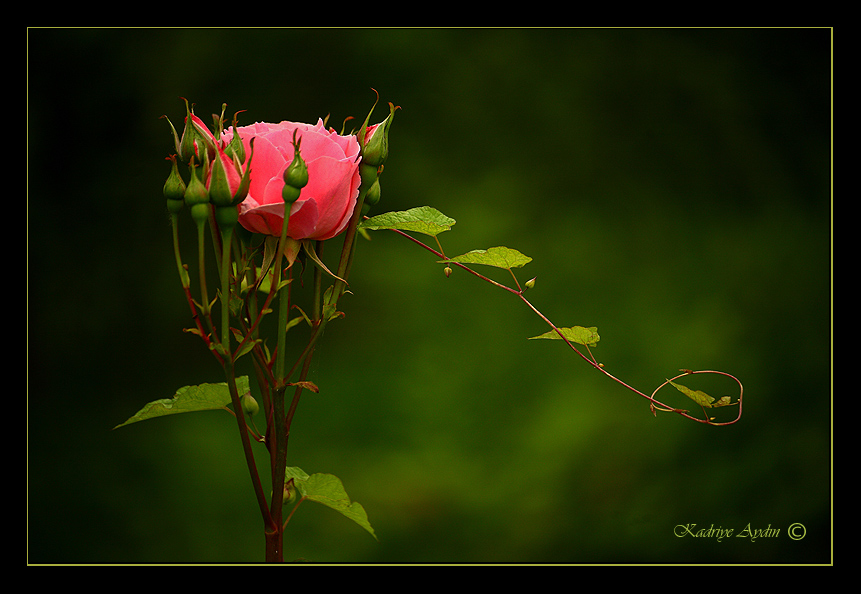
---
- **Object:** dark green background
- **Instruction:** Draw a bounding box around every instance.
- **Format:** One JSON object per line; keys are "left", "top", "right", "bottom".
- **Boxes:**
{"left": 28, "top": 28, "right": 831, "bottom": 564}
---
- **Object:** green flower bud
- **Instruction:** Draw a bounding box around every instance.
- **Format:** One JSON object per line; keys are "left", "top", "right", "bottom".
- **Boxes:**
{"left": 524, "top": 277, "right": 536, "bottom": 290}
{"left": 163, "top": 155, "right": 186, "bottom": 214}
{"left": 270, "top": 478, "right": 298, "bottom": 505}
{"left": 178, "top": 99, "right": 200, "bottom": 164}
{"left": 178, "top": 98, "right": 217, "bottom": 166}
{"left": 209, "top": 155, "right": 234, "bottom": 208}
{"left": 225, "top": 110, "right": 247, "bottom": 164}
{"left": 361, "top": 101, "right": 399, "bottom": 168}
{"left": 283, "top": 158, "right": 308, "bottom": 189}
{"left": 363, "top": 177, "right": 381, "bottom": 209}
{"left": 241, "top": 393, "right": 259, "bottom": 417}
{"left": 283, "top": 478, "right": 297, "bottom": 505}
{"left": 183, "top": 162, "right": 210, "bottom": 208}
{"left": 283, "top": 132, "right": 309, "bottom": 193}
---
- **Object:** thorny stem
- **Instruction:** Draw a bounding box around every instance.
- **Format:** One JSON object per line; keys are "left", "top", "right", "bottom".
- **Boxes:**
{"left": 386, "top": 226, "right": 743, "bottom": 426}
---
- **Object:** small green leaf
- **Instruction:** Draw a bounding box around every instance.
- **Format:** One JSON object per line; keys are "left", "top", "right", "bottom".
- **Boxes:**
{"left": 440, "top": 246, "right": 532, "bottom": 269}
{"left": 233, "top": 338, "right": 262, "bottom": 362}
{"left": 359, "top": 206, "right": 455, "bottom": 237}
{"left": 113, "top": 377, "right": 251, "bottom": 429}
{"left": 713, "top": 396, "right": 735, "bottom": 407}
{"left": 667, "top": 380, "right": 734, "bottom": 408}
{"left": 285, "top": 315, "right": 305, "bottom": 331}
{"left": 285, "top": 467, "right": 377, "bottom": 540}
{"left": 320, "top": 285, "right": 344, "bottom": 322}
{"left": 528, "top": 326, "right": 600, "bottom": 347}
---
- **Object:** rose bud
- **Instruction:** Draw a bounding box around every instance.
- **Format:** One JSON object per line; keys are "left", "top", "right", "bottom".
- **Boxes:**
{"left": 363, "top": 177, "right": 381, "bottom": 209}
{"left": 283, "top": 134, "right": 309, "bottom": 187}
{"left": 163, "top": 155, "right": 186, "bottom": 214}
{"left": 179, "top": 99, "right": 217, "bottom": 166}
{"left": 360, "top": 101, "right": 398, "bottom": 168}
{"left": 183, "top": 163, "right": 210, "bottom": 225}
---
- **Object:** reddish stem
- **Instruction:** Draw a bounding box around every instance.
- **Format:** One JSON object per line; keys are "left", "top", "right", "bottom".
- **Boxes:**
{"left": 388, "top": 227, "right": 743, "bottom": 426}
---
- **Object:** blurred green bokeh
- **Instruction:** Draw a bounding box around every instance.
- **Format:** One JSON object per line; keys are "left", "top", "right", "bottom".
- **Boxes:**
{"left": 28, "top": 28, "right": 831, "bottom": 564}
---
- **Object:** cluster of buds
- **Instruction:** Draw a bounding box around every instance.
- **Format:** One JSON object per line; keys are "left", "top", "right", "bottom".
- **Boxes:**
{"left": 161, "top": 99, "right": 253, "bottom": 233}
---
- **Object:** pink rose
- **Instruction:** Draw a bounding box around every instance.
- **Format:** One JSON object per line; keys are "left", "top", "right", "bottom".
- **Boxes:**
{"left": 220, "top": 120, "right": 365, "bottom": 241}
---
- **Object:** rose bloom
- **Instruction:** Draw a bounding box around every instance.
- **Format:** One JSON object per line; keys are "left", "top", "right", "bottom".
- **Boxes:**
{"left": 219, "top": 119, "right": 371, "bottom": 241}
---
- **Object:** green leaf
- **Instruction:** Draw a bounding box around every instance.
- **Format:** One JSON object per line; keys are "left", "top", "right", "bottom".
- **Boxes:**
{"left": 528, "top": 326, "right": 600, "bottom": 347}
{"left": 113, "top": 376, "right": 251, "bottom": 429}
{"left": 359, "top": 206, "right": 455, "bottom": 237}
{"left": 285, "top": 467, "right": 377, "bottom": 540}
{"left": 440, "top": 246, "right": 532, "bottom": 269}
{"left": 667, "top": 380, "right": 734, "bottom": 408}
{"left": 321, "top": 285, "right": 344, "bottom": 322}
